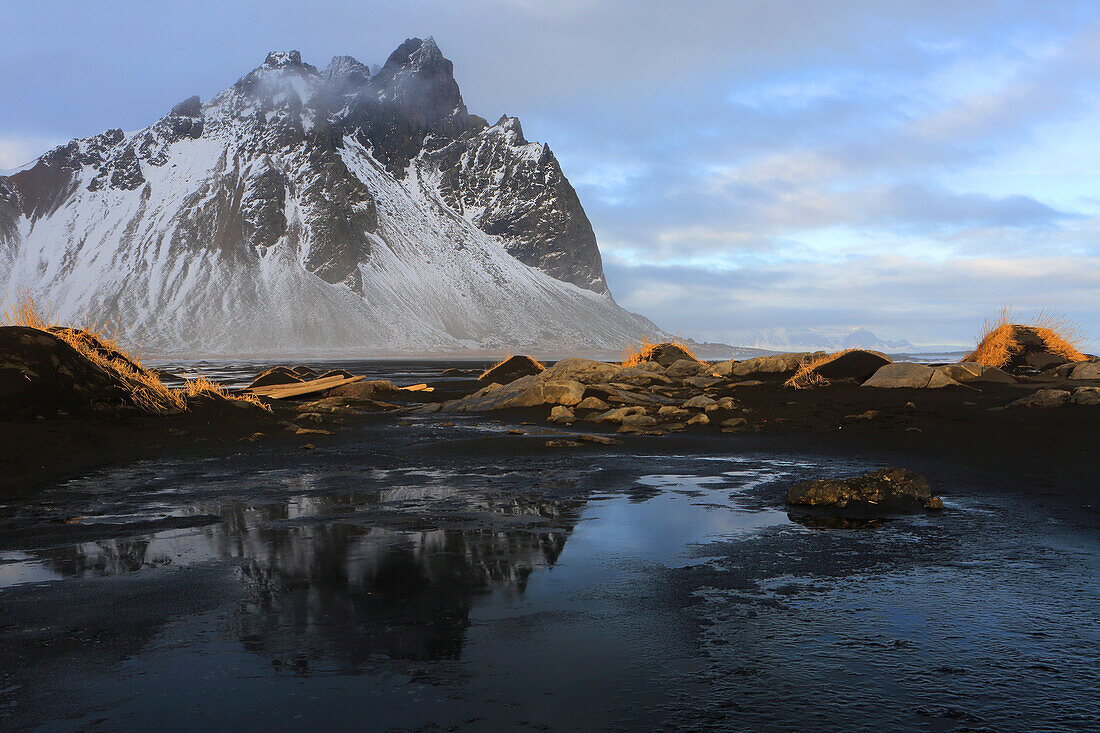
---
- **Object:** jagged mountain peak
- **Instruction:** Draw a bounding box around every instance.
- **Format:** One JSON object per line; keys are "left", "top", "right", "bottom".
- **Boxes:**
{"left": 324, "top": 55, "right": 371, "bottom": 83}
{"left": 490, "top": 116, "right": 530, "bottom": 146}
{"left": 0, "top": 37, "right": 646, "bottom": 352}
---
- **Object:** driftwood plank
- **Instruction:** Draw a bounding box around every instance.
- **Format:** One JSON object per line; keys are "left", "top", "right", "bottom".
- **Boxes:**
{"left": 244, "top": 375, "right": 364, "bottom": 399}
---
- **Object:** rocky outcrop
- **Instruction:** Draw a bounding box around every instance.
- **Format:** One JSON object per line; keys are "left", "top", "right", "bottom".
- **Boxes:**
{"left": 863, "top": 362, "right": 1014, "bottom": 388}
{"left": 786, "top": 468, "right": 942, "bottom": 514}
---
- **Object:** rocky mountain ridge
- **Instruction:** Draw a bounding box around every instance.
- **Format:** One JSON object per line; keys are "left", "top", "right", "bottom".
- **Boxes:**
{"left": 0, "top": 38, "right": 655, "bottom": 353}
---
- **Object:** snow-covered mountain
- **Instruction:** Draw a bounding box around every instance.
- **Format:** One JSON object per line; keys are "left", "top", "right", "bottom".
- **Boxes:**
{"left": 744, "top": 327, "right": 917, "bottom": 353}
{"left": 0, "top": 39, "right": 661, "bottom": 354}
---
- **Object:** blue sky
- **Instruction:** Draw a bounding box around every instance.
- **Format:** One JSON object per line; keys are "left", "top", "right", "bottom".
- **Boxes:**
{"left": 2, "top": 0, "right": 1098, "bottom": 348}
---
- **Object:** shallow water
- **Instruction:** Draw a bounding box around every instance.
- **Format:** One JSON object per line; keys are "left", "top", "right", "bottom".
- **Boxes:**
{"left": 0, "top": 363, "right": 1097, "bottom": 731}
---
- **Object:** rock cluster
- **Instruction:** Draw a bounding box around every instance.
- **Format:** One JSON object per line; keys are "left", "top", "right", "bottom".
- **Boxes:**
{"left": 424, "top": 350, "right": 753, "bottom": 434}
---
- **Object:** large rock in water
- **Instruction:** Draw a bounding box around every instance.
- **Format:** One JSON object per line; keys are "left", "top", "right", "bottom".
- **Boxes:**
{"left": 786, "top": 468, "right": 941, "bottom": 514}
{"left": 479, "top": 355, "right": 544, "bottom": 384}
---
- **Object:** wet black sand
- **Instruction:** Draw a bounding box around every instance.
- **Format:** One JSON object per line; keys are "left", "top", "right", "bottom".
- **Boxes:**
{"left": 0, "top": 364, "right": 1097, "bottom": 731}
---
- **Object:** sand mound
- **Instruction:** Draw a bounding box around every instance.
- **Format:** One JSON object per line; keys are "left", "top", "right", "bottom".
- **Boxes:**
{"left": 785, "top": 349, "right": 891, "bottom": 389}
{"left": 479, "top": 355, "right": 545, "bottom": 384}
{"left": 0, "top": 325, "right": 185, "bottom": 417}
{"left": 248, "top": 366, "right": 305, "bottom": 389}
{"left": 623, "top": 341, "right": 698, "bottom": 368}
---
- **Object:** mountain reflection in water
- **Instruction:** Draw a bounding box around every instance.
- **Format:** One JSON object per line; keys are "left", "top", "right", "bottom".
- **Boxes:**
{"left": 27, "top": 489, "right": 583, "bottom": 670}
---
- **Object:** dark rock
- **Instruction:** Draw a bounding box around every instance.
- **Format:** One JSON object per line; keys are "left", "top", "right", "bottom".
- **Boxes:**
{"left": 478, "top": 355, "right": 545, "bottom": 384}
{"left": 324, "top": 379, "right": 400, "bottom": 400}
{"left": 786, "top": 467, "right": 937, "bottom": 514}
{"left": 290, "top": 366, "right": 319, "bottom": 379}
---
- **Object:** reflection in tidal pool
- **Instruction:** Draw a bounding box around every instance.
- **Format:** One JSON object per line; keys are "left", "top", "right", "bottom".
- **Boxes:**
{"left": 2, "top": 449, "right": 1096, "bottom": 731}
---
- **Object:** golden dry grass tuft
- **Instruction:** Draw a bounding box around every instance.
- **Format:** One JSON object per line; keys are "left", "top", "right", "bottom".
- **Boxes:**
{"left": 783, "top": 349, "right": 854, "bottom": 389}
{"left": 2, "top": 291, "right": 267, "bottom": 413}
{"left": 964, "top": 308, "right": 1087, "bottom": 368}
{"left": 2, "top": 290, "right": 53, "bottom": 330}
{"left": 621, "top": 338, "right": 698, "bottom": 368}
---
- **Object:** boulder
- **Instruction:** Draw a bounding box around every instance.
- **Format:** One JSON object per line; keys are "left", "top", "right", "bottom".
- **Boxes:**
{"left": 666, "top": 358, "right": 710, "bottom": 378}
{"left": 576, "top": 396, "right": 611, "bottom": 411}
{"left": 541, "top": 358, "right": 623, "bottom": 385}
{"left": 862, "top": 363, "right": 935, "bottom": 388}
{"left": 711, "top": 360, "right": 738, "bottom": 377}
{"left": 479, "top": 355, "right": 545, "bottom": 384}
{"left": 964, "top": 324, "right": 1085, "bottom": 372}
{"left": 248, "top": 366, "right": 304, "bottom": 389}
{"left": 616, "top": 367, "right": 674, "bottom": 387}
{"left": 1069, "top": 361, "right": 1100, "bottom": 380}
{"left": 1007, "top": 388, "right": 1072, "bottom": 408}
{"left": 716, "top": 396, "right": 738, "bottom": 410}
{"left": 548, "top": 405, "right": 575, "bottom": 424}
{"left": 971, "top": 366, "right": 1016, "bottom": 384}
{"left": 540, "top": 380, "right": 585, "bottom": 407}
{"left": 686, "top": 413, "right": 710, "bottom": 426}
{"left": 682, "top": 395, "right": 718, "bottom": 410}
{"left": 926, "top": 369, "right": 963, "bottom": 389}
{"left": 786, "top": 467, "right": 939, "bottom": 513}
{"left": 730, "top": 353, "right": 815, "bottom": 377}
{"left": 657, "top": 406, "right": 692, "bottom": 420}
{"left": 720, "top": 417, "right": 748, "bottom": 431}
{"left": 591, "top": 406, "right": 647, "bottom": 424}
{"left": 291, "top": 365, "right": 318, "bottom": 379}
{"left": 585, "top": 383, "right": 663, "bottom": 406}
{"left": 1071, "top": 386, "right": 1100, "bottom": 405}
{"left": 618, "top": 413, "right": 659, "bottom": 433}
{"left": 326, "top": 379, "right": 400, "bottom": 400}
{"left": 683, "top": 376, "right": 723, "bottom": 389}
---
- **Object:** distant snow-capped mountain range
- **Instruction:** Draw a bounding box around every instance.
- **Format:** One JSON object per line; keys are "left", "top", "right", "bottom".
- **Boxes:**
{"left": 742, "top": 327, "right": 963, "bottom": 354}
{"left": 0, "top": 38, "right": 662, "bottom": 354}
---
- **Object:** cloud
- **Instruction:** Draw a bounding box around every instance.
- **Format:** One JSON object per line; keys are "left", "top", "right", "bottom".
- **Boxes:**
{"left": 3, "top": 1, "right": 1100, "bottom": 345}
{"left": 0, "top": 135, "right": 60, "bottom": 171}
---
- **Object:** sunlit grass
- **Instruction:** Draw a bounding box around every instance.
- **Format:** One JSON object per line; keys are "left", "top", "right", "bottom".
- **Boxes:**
{"left": 2, "top": 290, "right": 267, "bottom": 413}
{"left": 783, "top": 349, "right": 848, "bottom": 389}
{"left": 621, "top": 338, "right": 698, "bottom": 367}
{"left": 964, "top": 308, "right": 1087, "bottom": 368}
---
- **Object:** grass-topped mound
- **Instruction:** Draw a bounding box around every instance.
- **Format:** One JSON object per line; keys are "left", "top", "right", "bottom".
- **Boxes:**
{"left": 784, "top": 349, "right": 892, "bottom": 389}
{"left": 622, "top": 339, "right": 698, "bottom": 368}
{"left": 964, "top": 310, "right": 1088, "bottom": 371}
{"left": 1, "top": 293, "right": 266, "bottom": 418}
{"left": 479, "top": 355, "right": 545, "bottom": 384}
